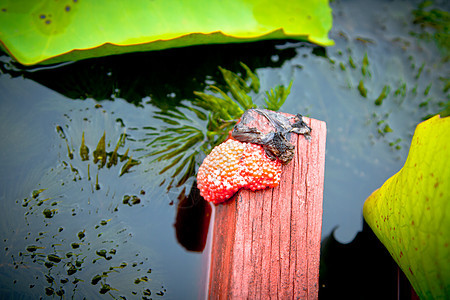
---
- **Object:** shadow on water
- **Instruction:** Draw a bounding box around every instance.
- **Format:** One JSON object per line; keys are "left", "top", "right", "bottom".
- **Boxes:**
{"left": 174, "top": 183, "right": 211, "bottom": 252}
{"left": 319, "top": 220, "right": 417, "bottom": 300}
{"left": 1, "top": 40, "right": 302, "bottom": 107}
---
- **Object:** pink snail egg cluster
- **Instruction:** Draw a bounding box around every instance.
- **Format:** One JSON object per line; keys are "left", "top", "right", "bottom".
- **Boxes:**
{"left": 197, "top": 139, "right": 282, "bottom": 204}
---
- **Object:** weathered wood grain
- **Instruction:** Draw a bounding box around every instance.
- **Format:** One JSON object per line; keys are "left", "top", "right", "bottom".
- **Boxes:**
{"left": 207, "top": 116, "right": 326, "bottom": 299}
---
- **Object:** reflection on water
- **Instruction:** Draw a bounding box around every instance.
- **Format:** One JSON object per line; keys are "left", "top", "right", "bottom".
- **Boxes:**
{"left": 1, "top": 40, "right": 297, "bottom": 107}
{"left": 0, "top": 0, "right": 448, "bottom": 298}
{"left": 175, "top": 184, "right": 211, "bottom": 253}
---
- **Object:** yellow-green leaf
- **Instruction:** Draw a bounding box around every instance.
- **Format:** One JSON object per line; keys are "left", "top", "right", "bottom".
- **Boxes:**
{"left": 0, "top": 0, "right": 334, "bottom": 66}
{"left": 363, "top": 115, "right": 450, "bottom": 299}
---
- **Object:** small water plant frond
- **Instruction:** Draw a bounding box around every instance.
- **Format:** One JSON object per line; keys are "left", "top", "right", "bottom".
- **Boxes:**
{"left": 411, "top": 1, "right": 450, "bottom": 55}
{"left": 144, "top": 63, "right": 294, "bottom": 188}
{"left": 140, "top": 106, "right": 207, "bottom": 188}
{"left": 264, "top": 80, "right": 293, "bottom": 111}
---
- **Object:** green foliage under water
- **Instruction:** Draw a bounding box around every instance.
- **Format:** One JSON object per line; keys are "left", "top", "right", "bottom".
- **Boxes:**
{"left": 411, "top": 0, "right": 450, "bottom": 57}
{"left": 141, "top": 63, "right": 292, "bottom": 189}
{"left": 13, "top": 128, "right": 165, "bottom": 298}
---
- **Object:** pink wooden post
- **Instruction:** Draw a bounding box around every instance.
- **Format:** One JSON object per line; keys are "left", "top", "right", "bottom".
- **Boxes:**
{"left": 206, "top": 116, "right": 326, "bottom": 299}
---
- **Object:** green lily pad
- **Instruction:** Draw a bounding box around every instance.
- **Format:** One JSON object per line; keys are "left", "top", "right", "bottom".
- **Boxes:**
{"left": 363, "top": 115, "right": 450, "bottom": 299}
{"left": 0, "top": 0, "right": 333, "bottom": 65}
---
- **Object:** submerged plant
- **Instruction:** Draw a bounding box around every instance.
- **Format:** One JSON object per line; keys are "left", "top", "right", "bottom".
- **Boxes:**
{"left": 411, "top": 0, "right": 450, "bottom": 56}
{"left": 142, "top": 63, "right": 293, "bottom": 189}
{"left": 14, "top": 129, "right": 161, "bottom": 299}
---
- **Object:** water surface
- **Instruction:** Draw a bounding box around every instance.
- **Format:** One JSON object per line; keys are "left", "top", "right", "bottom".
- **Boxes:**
{"left": 0, "top": 0, "right": 448, "bottom": 298}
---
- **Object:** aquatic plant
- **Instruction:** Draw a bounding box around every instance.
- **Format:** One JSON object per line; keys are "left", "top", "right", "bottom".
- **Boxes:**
{"left": 0, "top": 0, "right": 333, "bottom": 65}
{"left": 363, "top": 115, "right": 450, "bottom": 299}
{"left": 142, "top": 63, "right": 292, "bottom": 189}
{"left": 411, "top": 0, "right": 450, "bottom": 56}
{"left": 14, "top": 129, "right": 167, "bottom": 299}
{"left": 195, "top": 107, "right": 313, "bottom": 204}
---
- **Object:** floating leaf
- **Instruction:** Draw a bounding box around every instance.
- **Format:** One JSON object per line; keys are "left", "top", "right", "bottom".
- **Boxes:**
{"left": 0, "top": 0, "right": 333, "bottom": 65}
{"left": 363, "top": 115, "right": 450, "bottom": 299}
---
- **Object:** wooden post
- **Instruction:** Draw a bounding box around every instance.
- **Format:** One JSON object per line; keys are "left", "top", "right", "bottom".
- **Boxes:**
{"left": 207, "top": 116, "right": 326, "bottom": 299}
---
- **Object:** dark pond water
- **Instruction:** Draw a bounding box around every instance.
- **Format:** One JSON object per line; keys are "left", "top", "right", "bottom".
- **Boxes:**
{"left": 0, "top": 0, "right": 448, "bottom": 299}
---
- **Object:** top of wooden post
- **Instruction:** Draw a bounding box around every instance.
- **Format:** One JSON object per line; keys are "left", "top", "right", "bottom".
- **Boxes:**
{"left": 206, "top": 113, "right": 326, "bottom": 299}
